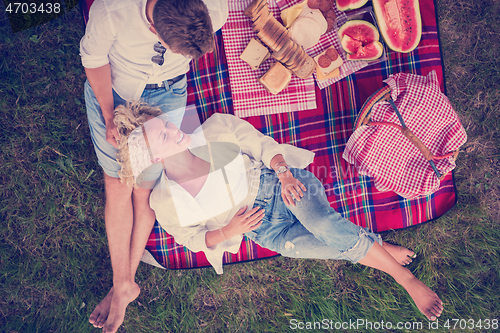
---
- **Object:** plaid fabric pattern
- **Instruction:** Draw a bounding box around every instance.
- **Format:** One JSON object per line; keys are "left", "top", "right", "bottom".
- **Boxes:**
{"left": 81, "top": 0, "right": 459, "bottom": 269}
{"left": 343, "top": 71, "right": 467, "bottom": 198}
{"left": 221, "top": 0, "right": 317, "bottom": 117}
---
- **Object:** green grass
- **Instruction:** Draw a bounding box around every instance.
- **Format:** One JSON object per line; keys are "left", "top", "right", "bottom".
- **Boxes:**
{"left": 1, "top": 0, "right": 499, "bottom": 332}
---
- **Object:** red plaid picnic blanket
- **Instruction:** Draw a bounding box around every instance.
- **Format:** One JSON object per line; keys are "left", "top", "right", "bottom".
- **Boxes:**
{"left": 343, "top": 71, "right": 467, "bottom": 198}
{"left": 81, "top": 0, "right": 460, "bottom": 269}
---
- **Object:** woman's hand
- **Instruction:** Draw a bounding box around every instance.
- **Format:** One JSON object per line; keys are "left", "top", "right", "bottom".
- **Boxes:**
{"left": 223, "top": 206, "right": 265, "bottom": 239}
{"left": 278, "top": 171, "right": 307, "bottom": 207}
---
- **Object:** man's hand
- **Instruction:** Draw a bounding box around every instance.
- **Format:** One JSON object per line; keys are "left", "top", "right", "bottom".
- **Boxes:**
{"left": 278, "top": 171, "right": 307, "bottom": 207}
{"left": 105, "top": 120, "right": 120, "bottom": 148}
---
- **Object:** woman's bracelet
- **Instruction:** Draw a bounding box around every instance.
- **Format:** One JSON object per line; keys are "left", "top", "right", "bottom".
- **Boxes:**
{"left": 219, "top": 228, "right": 227, "bottom": 241}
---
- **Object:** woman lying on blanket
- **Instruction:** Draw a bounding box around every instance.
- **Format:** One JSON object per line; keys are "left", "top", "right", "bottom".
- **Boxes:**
{"left": 115, "top": 102, "right": 443, "bottom": 321}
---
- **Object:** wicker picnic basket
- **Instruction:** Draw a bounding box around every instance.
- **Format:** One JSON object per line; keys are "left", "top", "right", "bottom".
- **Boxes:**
{"left": 353, "top": 85, "right": 459, "bottom": 181}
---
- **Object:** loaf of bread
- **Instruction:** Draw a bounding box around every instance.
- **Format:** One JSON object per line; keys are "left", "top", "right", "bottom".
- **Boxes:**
{"left": 244, "top": 0, "right": 317, "bottom": 83}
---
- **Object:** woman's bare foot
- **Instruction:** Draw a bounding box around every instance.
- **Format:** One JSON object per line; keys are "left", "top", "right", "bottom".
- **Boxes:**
{"left": 398, "top": 274, "right": 443, "bottom": 321}
{"left": 89, "top": 287, "right": 114, "bottom": 328}
{"left": 382, "top": 242, "right": 416, "bottom": 266}
{"left": 102, "top": 282, "right": 140, "bottom": 333}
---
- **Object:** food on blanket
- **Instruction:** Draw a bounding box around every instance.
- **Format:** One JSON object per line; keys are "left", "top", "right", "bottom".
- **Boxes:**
{"left": 316, "top": 66, "right": 340, "bottom": 81}
{"left": 314, "top": 46, "right": 343, "bottom": 76}
{"left": 297, "top": 4, "right": 328, "bottom": 35}
{"left": 341, "top": 34, "right": 362, "bottom": 53}
{"left": 271, "top": 38, "right": 293, "bottom": 61}
{"left": 257, "top": 17, "right": 281, "bottom": 46}
{"left": 325, "top": 17, "right": 336, "bottom": 33}
{"left": 317, "top": 55, "right": 331, "bottom": 68}
{"left": 372, "top": 0, "right": 422, "bottom": 53}
{"left": 307, "top": 0, "right": 321, "bottom": 9}
{"left": 338, "top": 20, "right": 380, "bottom": 44}
{"left": 325, "top": 47, "right": 339, "bottom": 60}
{"left": 240, "top": 38, "right": 271, "bottom": 70}
{"left": 280, "top": 2, "right": 304, "bottom": 28}
{"left": 318, "top": 0, "right": 332, "bottom": 12}
{"left": 339, "top": 20, "right": 383, "bottom": 60}
{"left": 259, "top": 61, "right": 292, "bottom": 94}
{"left": 289, "top": 17, "right": 322, "bottom": 49}
{"left": 293, "top": 55, "right": 316, "bottom": 79}
{"left": 336, "top": 0, "right": 369, "bottom": 11}
{"left": 323, "top": 8, "right": 337, "bottom": 19}
{"left": 252, "top": 10, "right": 272, "bottom": 31}
{"left": 245, "top": 1, "right": 316, "bottom": 79}
{"left": 307, "top": 0, "right": 337, "bottom": 32}
{"left": 346, "top": 40, "right": 383, "bottom": 60}
{"left": 244, "top": 0, "right": 268, "bottom": 18}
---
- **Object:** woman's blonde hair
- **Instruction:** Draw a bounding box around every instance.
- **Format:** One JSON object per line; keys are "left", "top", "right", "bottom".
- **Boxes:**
{"left": 114, "top": 101, "right": 163, "bottom": 188}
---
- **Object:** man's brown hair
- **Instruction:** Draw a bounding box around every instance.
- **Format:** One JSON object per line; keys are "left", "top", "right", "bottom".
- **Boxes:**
{"left": 152, "top": 0, "right": 214, "bottom": 59}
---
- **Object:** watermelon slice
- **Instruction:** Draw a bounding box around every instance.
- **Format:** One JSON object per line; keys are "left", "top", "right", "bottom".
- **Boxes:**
{"left": 341, "top": 34, "right": 363, "bottom": 54}
{"left": 372, "top": 0, "right": 422, "bottom": 53}
{"left": 336, "top": 0, "right": 369, "bottom": 11}
{"left": 346, "top": 41, "right": 384, "bottom": 60}
{"left": 338, "top": 20, "right": 380, "bottom": 45}
{"left": 338, "top": 20, "right": 384, "bottom": 60}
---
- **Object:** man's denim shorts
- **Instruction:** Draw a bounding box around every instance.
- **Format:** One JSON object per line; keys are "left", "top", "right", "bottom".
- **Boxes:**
{"left": 84, "top": 75, "right": 187, "bottom": 180}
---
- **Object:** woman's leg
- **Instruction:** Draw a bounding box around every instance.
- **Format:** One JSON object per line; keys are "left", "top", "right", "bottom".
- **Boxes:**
{"left": 358, "top": 242, "right": 443, "bottom": 320}
{"left": 250, "top": 169, "right": 442, "bottom": 320}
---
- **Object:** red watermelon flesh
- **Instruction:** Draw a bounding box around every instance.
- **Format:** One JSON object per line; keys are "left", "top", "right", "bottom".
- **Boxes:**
{"left": 336, "top": 0, "right": 369, "bottom": 11}
{"left": 372, "top": 0, "right": 422, "bottom": 53}
{"left": 341, "top": 34, "right": 363, "bottom": 54}
{"left": 338, "top": 20, "right": 380, "bottom": 45}
{"left": 347, "top": 41, "right": 384, "bottom": 60}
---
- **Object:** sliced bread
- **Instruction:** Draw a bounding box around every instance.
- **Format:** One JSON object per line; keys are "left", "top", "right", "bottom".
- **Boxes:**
{"left": 240, "top": 38, "right": 270, "bottom": 70}
{"left": 259, "top": 61, "right": 292, "bottom": 95}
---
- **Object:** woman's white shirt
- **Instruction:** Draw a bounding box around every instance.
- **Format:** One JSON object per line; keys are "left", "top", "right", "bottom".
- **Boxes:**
{"left": 149, "top": 114, "right": 315, "bottom": 274}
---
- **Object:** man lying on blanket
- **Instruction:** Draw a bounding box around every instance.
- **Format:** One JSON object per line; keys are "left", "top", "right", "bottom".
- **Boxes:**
{"left": 114, "top": 101, "right": 444, "bottom": 322}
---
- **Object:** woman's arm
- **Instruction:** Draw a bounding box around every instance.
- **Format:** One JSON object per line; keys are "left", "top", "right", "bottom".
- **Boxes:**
{"left": 205, "top": 206, "right": 265, "bottom": 248}
{"left": 270, "top": 154, "right": 307, "bottom": 207}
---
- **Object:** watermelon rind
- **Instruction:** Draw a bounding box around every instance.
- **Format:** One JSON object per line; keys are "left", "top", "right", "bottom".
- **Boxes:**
{"left": 346, "top": 41, "right": 384, "bottom": 60}
{"left": 338, "top": 20, "right": 380, "bottom": 45}
{"left": 372, "top": 0, "right": 422, "bottom": 53}
{"left": 336, "top": 0, "right": 369, "bottom": 12}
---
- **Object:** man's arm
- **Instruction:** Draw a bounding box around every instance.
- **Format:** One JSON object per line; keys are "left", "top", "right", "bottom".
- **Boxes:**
{"left": 85, "top": 64, "right": 119, "bottom": 148}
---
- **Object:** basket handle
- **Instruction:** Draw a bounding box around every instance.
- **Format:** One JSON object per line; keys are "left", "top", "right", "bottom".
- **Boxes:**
{"left": 401, "top": 127, "right": 434, "bottom": 161}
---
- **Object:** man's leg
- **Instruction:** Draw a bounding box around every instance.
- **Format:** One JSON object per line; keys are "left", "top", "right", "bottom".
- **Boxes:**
{"left": 100, "top": 177, "right": 157, "bottom": 333}
{"left": 89, "top": 175, "right": 138, "bottom": 329}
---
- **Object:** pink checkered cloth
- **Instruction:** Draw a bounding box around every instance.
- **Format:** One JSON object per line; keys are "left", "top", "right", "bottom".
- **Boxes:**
{"left": 222, "top": 0, "right": 317, "bottom": 118}
{"left": 342, "top": 71, "right": 467, "bottom": 198}
{"left": 276, "top": 0, "right": 381, "bottom": 89}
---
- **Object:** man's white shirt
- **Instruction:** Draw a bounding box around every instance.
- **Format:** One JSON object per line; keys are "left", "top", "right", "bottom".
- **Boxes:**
{"left": 80, "top": 0, "right": 229, "bottom": 101}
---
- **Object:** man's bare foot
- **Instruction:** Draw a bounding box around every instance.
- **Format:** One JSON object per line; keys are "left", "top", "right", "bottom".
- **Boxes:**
{"left": 89, "top": 287, "right": 114, "bottom": 328}
{"left": 102, "top": 282, "right": 140, "bottom": 333}
{"left": 398, "top": 274, "right": 443, "bottom": 321}
{"left": 382, "top": 242, "right": 416, "bottom": 266}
